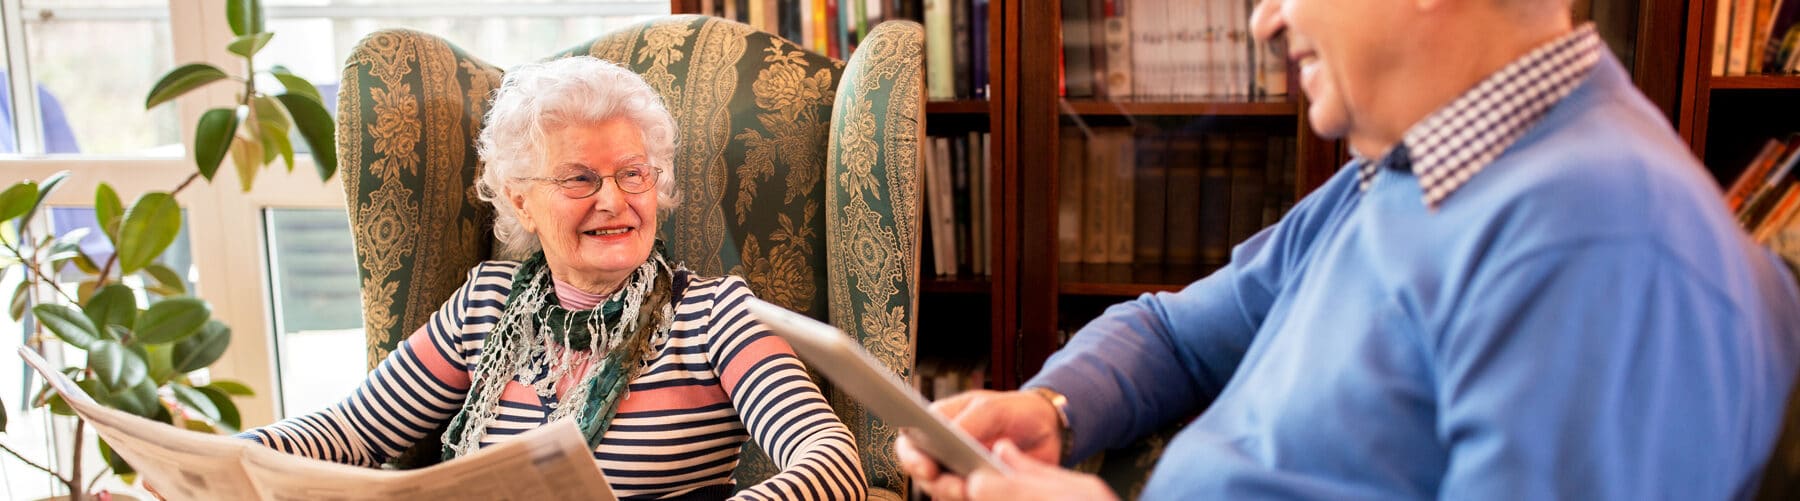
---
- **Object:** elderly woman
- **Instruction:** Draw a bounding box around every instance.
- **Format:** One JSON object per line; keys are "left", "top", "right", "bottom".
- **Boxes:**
{"left": 243, "top": 56, "right": 867, "bottom": 500}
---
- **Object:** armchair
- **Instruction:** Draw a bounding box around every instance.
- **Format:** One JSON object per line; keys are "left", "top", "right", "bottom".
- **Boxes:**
{"left": 335, "top": 15, "right": 924, "bottom": 499}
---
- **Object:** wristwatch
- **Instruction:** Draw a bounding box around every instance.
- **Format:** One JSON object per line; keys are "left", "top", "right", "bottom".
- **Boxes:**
{"left": 1027, "top": 386, "right": 1074, "bottom": 464}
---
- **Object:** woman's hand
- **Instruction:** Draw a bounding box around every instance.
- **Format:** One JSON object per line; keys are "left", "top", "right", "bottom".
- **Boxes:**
{"left": 895, "top": 389, "right": 1065, "bottom": 500}
{"left": 966, "top": 440, "right": 1117, "bottom": 501}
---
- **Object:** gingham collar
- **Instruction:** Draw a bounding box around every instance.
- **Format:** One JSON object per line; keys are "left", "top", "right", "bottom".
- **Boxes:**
{"left": 1356, "top": 24, "right": 1602, "bottom": 209}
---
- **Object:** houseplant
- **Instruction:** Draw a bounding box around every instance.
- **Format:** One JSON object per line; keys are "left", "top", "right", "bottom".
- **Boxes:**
{"left": 0, "top": 0, "right": 335, "bottom": 498}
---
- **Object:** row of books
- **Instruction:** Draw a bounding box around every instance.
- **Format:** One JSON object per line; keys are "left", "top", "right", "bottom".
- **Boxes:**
{"left": 1058, "top": 128, "right": 1296, "bottom": 267}
{"left": 1711, "top": 0, "right": 1800, "bottom": 75}
{"left": 913, "top": 357, "right": 989, "bottom": 402}
{"left": 1062, "top": 0, "right": 1288, "bottom": 99}
{"left": 923, "top": 132, "right": 993, "bottom": 277}
{"left": 1729, "top": 135, "right": 1800, "bottom": 251}
{"left": 700, "top": 0, "right": 990, "bottom": 99}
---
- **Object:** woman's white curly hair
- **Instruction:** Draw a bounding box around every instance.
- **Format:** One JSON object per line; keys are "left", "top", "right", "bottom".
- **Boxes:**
{"left": 476, "top": 56, "right": 680, "bottom": 260}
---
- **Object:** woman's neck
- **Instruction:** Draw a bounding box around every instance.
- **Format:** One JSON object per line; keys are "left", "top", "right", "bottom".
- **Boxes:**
{"left": 552, "top": 277, "right": 612, "bottom": 310}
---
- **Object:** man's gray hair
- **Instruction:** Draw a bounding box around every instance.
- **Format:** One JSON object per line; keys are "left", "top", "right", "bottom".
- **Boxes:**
{"left": 475, "top": 56, "right": 680, "bottom": 260}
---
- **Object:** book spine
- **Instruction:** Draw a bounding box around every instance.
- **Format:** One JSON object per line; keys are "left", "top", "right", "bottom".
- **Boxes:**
{"left": 1102, "top": 0, "right": 1133, "bottom": 98}
{"left": 1133, "top": 131, "right": 1167, "bottom": 264}
{"left": 926, "top": 0, "right": 956, "bottom": 99}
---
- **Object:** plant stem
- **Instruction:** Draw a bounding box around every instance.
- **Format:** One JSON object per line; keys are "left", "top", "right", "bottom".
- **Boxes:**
{"left": 85, "top": 464, "right": 113, "bottom": 494}
{"left": 0, "top": 441, "right": 66, "bottom": 481}
{"left": 70, "top": 418, "right": 85, "bottom": 500}
{"left": 4, "top": 242, "right": 78, "bottom": 305}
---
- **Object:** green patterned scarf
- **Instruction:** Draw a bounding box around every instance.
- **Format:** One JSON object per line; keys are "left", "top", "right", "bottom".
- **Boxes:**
{"left": 441, "top": 242, "right": 674, "bottom": 459}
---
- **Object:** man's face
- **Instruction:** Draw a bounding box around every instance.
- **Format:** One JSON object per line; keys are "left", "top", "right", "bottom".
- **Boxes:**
{"left": 1252, "top": 0, "right": 1409, "bottom": 146}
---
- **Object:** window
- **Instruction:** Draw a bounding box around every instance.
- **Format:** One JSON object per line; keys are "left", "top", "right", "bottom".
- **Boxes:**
{"left": 0, "top": 2, "right": 668, "bottom": 499}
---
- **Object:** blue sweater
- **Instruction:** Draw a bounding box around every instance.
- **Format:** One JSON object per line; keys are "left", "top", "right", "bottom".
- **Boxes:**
{"left": 1029, "top": 53, "right": 1800, "bottom": 499}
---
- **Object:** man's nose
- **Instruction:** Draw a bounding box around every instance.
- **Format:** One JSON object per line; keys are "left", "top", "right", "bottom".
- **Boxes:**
{"left": 1251, "top": 0, "right": 1286, "bottom": 42}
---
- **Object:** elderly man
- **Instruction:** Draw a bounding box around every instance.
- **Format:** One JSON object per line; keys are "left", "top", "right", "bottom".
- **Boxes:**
{"left": 898, "top": 0, "right": 1800, "bottom": 499}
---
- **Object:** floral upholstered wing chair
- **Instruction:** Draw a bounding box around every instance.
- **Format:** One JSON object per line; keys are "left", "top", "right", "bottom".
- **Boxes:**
{"left": 334, "top": 15, "right": 924, "bottom": 500}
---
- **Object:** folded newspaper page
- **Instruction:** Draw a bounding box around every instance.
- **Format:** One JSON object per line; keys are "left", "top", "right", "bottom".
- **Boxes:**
{"left": 18, "top": 347, "right": 617, "bottom": 501}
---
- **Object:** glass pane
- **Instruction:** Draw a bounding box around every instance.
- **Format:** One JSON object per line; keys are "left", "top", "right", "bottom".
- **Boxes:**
{"left": 264, "top": 208, "right": 363, "bottom": 417}
{"left": 21, "top": 6, "right": 180, "bottom": 155}
{"left": 253, "top": 1, "right": 669, "bottom": 133}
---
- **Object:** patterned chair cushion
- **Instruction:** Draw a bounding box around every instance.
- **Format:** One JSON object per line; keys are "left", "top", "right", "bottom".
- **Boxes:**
{"left": 336, "top": 15, "right": 923, "bottom": 498}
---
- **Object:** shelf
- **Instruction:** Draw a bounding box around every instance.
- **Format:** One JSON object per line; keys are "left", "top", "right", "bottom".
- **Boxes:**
{"left": 1709, "top": 75, "right": 1800, "bottom": 90}
{"left": 926, "top": 100, "right": 991, "bottom": 114}
{"left": 1058, "top": 98, "right": 1298, "bottom": 117}
{"left": 1057, "top": 263, "right": 1218, "bottom": 296}
{"left": 922, "top": 276, "right": 993, "bottom": 294}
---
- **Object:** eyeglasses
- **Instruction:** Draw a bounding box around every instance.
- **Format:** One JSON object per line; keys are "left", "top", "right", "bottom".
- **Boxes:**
{"left": 514, "top": 165, "right": 661, "bottom": 198}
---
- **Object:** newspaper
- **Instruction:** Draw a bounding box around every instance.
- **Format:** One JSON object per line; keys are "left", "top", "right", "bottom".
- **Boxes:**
{"left": 18, "top": 347, "right": 617, "bottom": 501}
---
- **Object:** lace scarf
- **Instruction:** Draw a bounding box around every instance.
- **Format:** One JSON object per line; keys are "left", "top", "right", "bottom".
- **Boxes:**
{"left": 441, "top": 243, "right": 674, "bottom": 459}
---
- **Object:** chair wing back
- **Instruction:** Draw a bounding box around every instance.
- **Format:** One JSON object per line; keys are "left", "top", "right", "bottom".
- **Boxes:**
{"left": 554, "top": 15, "right": 837, "bottom": 323}
{"left": 337, "top": 15, "right": 925, "bottom": 498}
{"left": 822, "top": 21, "right": 925, "bottom": 499}
{"left": 339, "top": 29, "right": 502, "bottom": 368}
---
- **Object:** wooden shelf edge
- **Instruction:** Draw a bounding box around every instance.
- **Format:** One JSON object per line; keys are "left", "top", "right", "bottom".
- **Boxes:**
{"left": 1056, "top": 263, "right": 1217, "bottom": 296}
{"left": 1709, "top": 75, "right": 1800, "bottom": 90}
{"left": 926, "top": 100, "right": 991, "bottom": 114}
{"left": 1058, "top": 99, "right": 1298, "bottom": 116}
{"left": 1060, "top": 282, "right": 1186, "bottom": 296}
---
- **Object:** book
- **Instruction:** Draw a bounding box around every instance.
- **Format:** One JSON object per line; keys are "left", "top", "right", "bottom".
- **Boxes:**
{"left": 1133, "top": 131, "right": 1169, "bottom": 264}
{"left": 1082, "top": 126, "right": 1112, "bottom": 263}
{"left": 1164, "top": 136, "right": 1204, "bottom": 264}
{"left": 18, "top": 347, "right": 618, "bottom": 501}
{"left": 1725, "top": 138, "right": 1787, "bottom": 211}
{"left": 1105, "top": 127, "right": 1137, "bottom": 264}
{"left": 1198, "top": 134, "right": 1234, "bottom": 264}
{"left": 1062, "top": 0, "right": 1097, "bottom": 97}
{"left": 1102, "top": 0, "right": 1133, "bottom": 98}
{"left": 1058, "top": 127, "right": 1086, "bottom": 264}
{"left": 1227, "top": 135, "right": 1268, "bottom": 245}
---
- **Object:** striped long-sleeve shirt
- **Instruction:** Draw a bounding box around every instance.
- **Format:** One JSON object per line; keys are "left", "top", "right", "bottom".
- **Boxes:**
{"left": 245, "top": 261, "right": 867, "bottom": 500}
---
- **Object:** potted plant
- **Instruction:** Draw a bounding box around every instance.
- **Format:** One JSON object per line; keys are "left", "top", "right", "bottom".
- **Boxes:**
{"left": 0, "top": 0, "right": 334, "bottom": 498}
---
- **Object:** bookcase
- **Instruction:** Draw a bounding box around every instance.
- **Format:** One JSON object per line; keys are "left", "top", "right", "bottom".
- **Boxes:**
{"left": 1680, "top": 0, "right": 1800, "bottom": 185}
{"left": 670, "top": 0, "right": 1696, "bottom": 393}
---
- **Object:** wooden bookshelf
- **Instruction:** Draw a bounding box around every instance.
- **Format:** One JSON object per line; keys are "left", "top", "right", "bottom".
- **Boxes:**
{"left": 927, "top": 100, "right": 992, "bottom": 114}
{"left": 1709, "top": 76, "right": 1800, "bottom": 90}
{"left": 675, "top": 0, "right": 1691, "bottom": 392}
{"left": 1059, "top": 99, "right": 1297, "bottom": 117}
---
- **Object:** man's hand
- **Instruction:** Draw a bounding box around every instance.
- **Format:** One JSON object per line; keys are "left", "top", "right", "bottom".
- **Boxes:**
{"left": 895, "top": 389, "right": 1065, "bottom": 500}
{"left": 966, "top": 440, "right": 1117, "bottom": 501}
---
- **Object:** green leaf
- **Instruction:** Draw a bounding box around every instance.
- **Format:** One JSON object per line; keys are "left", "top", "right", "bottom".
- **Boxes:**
{"left": 232, "top": 135, "right": 263, "bottom": 192}
{"left": 9, "top": 279, "right": 28, "bottom": 321}
{"left": 226, "top": 32, "right": 274, "bottom": 58}
{"left": 98, "top": 438, "right": 136, "bottom": 477}
{"left": 143, "top": 342, "right": 175, "bottom": 384}
{"left": 227, "top": 0, "right": 265, "bottom": 37}
{"left": 143, "top": 262, "right": 187, "bottom": 295}
{"left": 88, "top": 340, "right": 148, "bottom": 393}
{"left": 45, "top": 394, "right": 73, "bottom": 416}
{"left": 261, "top": 117, "right": 295, "bottom": 172}
{"left": 75, "top": 279, "right": 99, "bottom": 303}
{"left": 253, "top": 95, "right": 290, "bottom": 134}
{"left": 195, "top": 385, "right": 241, "bottom": 432}
{"left": 170, "top": 384, "right": 222, "bottom": 425}
{"left": 195, "top": 107, "right": 241, "bottom": 180}
{"left": 172, "top": 319, "right": 230, "bottom": 373}
{"left": 144, "top": 63, "right": 230, "bottom": 110}
{"left": 110, "top": 379, "right": 160, "bottom": 418}
{"left": 276, "top": 93, "right": 337, "bottom": 182}
{"left": 73, "top": 252, "right": 100, "bottom": 274}
{"left": 269, "top": 66, "right": 322, "bottom": 105}
{"left": 116, "top": 192, "right": 182, "bottom": 274}
{"left": 0, "top": 182, "right": 36, "bottom": 222}
{"left": 206, "top": 379, "right": 256, "bottom": 397}
{"left": 84, "top": 284, "right": 138, "bottom": 332}
{"left": 26, "top": 171, "right": 69, "bottom": 225}
{"left": 134, "top": 297, "right": 210, "bottom": 344}
{"left": 33, "top": 303, "right": 99, "bottom": 349}
{"left": 95, "top": 183, "right": 123, "bottom": 242}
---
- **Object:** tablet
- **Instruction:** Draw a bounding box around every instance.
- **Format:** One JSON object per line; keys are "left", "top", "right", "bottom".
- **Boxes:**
{"left": 742, "top": 298, "right": 1010, "bottom": 477}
